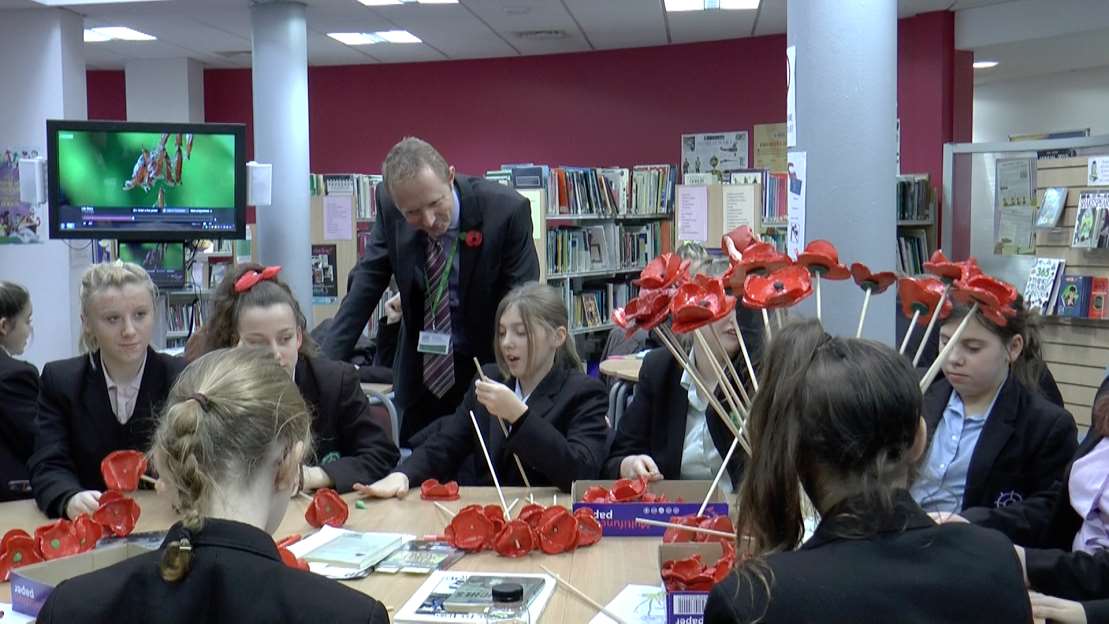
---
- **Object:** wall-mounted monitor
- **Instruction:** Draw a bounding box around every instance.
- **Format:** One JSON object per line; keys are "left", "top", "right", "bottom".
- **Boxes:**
{"left": 47, "top": 120, "right": 247, "bottom": 241}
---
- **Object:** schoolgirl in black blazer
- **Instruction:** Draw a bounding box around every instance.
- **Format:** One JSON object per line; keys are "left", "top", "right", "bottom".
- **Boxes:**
{"left": 29, "top": 347, "right": 185, "bottom": 517}
{"left": 0, "top": 347, "right": 37, "bottom": 501}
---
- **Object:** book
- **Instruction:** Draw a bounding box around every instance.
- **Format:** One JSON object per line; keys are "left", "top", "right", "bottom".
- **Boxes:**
{"left": 1073, "top": 191, "right": 1109, "bottom": 248}
{"left": 395, "top": 571, "right": 555, "bottom": 623}
{"left": 1056, "top": 275, "right": 1093, "bottom": 318}
{"left": 1036, "top": 187, "right": 1068, "bottom": 228}
{"left": 373, "top": 540, "right": 464, "bottom": 575}
{"left": 286, "top": 525, "right": 407, "bottom": 579}
{"left": 1089, "top": 277, "right": 1109, "bottom": 319}
{"left": 1024, "top": 258, "right": 1067, "bottom": 316}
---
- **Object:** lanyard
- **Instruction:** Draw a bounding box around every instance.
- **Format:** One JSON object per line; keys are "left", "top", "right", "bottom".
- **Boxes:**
{"left": 428, "top": 236, "right": 459, "bottom": 312}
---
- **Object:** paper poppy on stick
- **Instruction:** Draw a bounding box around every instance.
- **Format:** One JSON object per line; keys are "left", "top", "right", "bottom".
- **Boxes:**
{"left": 743, "top": 265, "right": 813, "bottom": 310}
{"left": 634, "top": 253, "right": 691, "bottom": 290}
{"left": 419, "top": 479, "right": 460, "bottom": 501}
{"left": 721, "top": 225, "right": 759, "bottom": 257}
{"left": 537, "top": 507, "right": 579, "bottom": 555}
{"left": 850, "top": 262, "right": 897, "bottom": 294}
{"left": 669, "top": 275, "right": 736, "bottom": 334}
{"left": 448, "top": 506, "right": 495, "bottom": 552}
{"left": 623, "top": 288, "right": 675, "bottom": 333}
{"left": 517, "top": 503, "right": 545, "bottom": 530}
{"left": 952, "top": 274, "right": 1017, "bottom": 310}
{"left": 304, "top": 488, "right": 349, "bottom": 529}
{"left": 93, "top": 491, "right": 142, "bottom": 537}
{"left": 735, "top": 242, "right": 792, "bottom": 277}
{"left": 897, "top": 277, "right": 952, "bottom": 326}
{"left": 101, "top": 449, "right": 149, "bottom": 492}
{"left": 610, "top": 476, "right": 649, "bottom": 502}
{"left": 796, "top": 240, "right": 850, "bottom": 280}
{"left": 493, "top": 519, "right": 536, "bottom": 558}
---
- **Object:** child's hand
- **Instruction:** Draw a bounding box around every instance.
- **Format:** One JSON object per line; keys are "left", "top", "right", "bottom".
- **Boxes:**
{"left": 474, "top": 379, "right": 528, "bottom": 424}
{"left": 620, "top": 455, "right": 664, "bottom": 481}
{"left": 1029, "top": 592, "right": 1086, "bottom": 624}
{"left": 66, "top": 490, "right": 102, "bottom": 519}
{"left": 353, "top": 473, "right": 409, "bottom": 499}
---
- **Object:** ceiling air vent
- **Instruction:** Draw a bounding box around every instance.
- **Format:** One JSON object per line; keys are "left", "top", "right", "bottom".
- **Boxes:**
{"left": 513, "top": 29, "right": 567, "bottom": 41}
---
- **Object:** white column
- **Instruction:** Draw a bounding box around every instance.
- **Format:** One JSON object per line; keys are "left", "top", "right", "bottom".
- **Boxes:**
{"left": 251, "top": 1, "right": 313, "bottom": 326}
{"left": 787, "top": 0, "right": 898, "bottom": 342}
{"left": 0, "top": 8, "right": 88, "bottom": 368}
{"left": 124, "top": 58, "right": 205, "bottom": 122}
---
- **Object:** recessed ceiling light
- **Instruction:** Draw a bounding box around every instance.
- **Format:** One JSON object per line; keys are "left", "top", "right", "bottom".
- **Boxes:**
{"left": 328, "top": 32, "right": 380, "bottom": 45}
{"left": 328, "top": 30, "right": 421, "bottom": 45}
{"left": 376, "top": 30, "right": 421, "bottom": 43}
{"left": 83, "top": 27, "right": 156, "bottom": 42}
{"left": 357, "top": 0, "right": 401, "bottom": 5}
{"left": 416, "top": 0, "right": 458, "bottom": 4}
{"left": 973, "top": 60, "right": 999, "bottom": 69}
{"left": 720, "top": 0, "right": 760, "bottom": 8}
{"left": 357, "top": 0, "right": 457, "bottom": 4}
{"left": 665, "top": 0, "right": 703, "bottom": 10}
{"left": 35, "top": 0, "right": 169, "bottom": 5}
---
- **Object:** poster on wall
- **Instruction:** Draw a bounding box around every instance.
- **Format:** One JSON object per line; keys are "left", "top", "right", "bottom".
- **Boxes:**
{"left": 680, "top": 131, "right": 748, "bottom": 184}
{"left": 994, "top": 158, "right": 1036, "bottom": 255}
{"left": 0, "top": 148, "right": 44, "bottom": 244}
{"left": 311, "top": 244, "right": 338, "bottom": 304}
{"left": 1088, "top": 157, "right": 1109, "bottom": 186}
{"left": 786, "top": 46, "right": 797, "bottom": 148}
{"left": 753, "top": 123, "right": 787, "bottom": 172}
{"left": 786, "top": 151, "right": 806, "bottom": 258}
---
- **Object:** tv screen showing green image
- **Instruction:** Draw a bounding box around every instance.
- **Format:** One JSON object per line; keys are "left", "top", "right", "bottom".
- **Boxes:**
{"left": 48, "top": 120, "right": 246, "bottom": 241}
{"left": 117, "top": 242, "right": 186, "bottom": 289}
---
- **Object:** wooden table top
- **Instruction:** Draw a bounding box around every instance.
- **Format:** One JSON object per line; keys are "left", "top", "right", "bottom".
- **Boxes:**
{"left": 0, "top": 487, "right": 661, "bottom": 622}
{"left": 599, "top": 357, "right": 643, "bottom": 383}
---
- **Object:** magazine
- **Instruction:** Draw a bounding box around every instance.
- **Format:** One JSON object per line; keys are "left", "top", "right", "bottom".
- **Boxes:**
{"left": 374, "top": 539, "right": 465, "bottom": 575}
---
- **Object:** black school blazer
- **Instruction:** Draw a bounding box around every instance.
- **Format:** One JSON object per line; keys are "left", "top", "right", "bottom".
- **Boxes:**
{"left": 922, "top": 375, "right": 1077, "bottom": 511}
{"left": 397, "top": 364, "right": 609, "bottom": 492}
{"left": 703, "top": 491, "right": 1032, "bottom": 624}
{"left": 28, "top": 348, "right": 186, "bottom": 517}
{"left": 38, "top": 518, "right": 389, "bottom": 624}
{"left": 0, "top": 349, "right": 38, "bottom": 501}
{"left": 603, "top": 348, "right": 748, "bottom": 489}
{"left": 295, "top": 355, "right": 399, "bottom": 491}
{"left": 324, "top": 174, "right": 540, "bottom": 411}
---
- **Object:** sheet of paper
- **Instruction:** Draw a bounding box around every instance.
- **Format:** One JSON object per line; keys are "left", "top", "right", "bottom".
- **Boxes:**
{"left": 786, "top": 46, "right": 797, "bottom": 147}
{"left": 323, "top": 195, "right": 353, "bottom": 241}
{"left": 677, "top": 185, "right": 709, "bottom": 243}
{"left": 287, "top": 525, "right": 413, "bottom": 580}
{"left": 722, "top": 184, "right": 758, "bottom": 232}
{"left": 754, "top": 122, "right": 787, "bottom": 172}
{"left": 519, "top": 188, "right": 544, "bottom": 240}
{"left": 1089, "top": 156, "right": 1109, "bottom": 186}
{"left": 786, "top": 151, "right": 807, "bottom": 258}
{"left": 588, "top": 584, "right": 667, "bottom": 624}
{"left": 0, "top": 602, "right": 36, "bottom": 623}
{"left": 996, "top": 204, "right": 1035, "bottom": 254}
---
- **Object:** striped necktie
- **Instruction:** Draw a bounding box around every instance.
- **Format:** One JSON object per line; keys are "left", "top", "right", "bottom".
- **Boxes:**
{"left": 423, "top": 237, "right": 455, "bottom": 398}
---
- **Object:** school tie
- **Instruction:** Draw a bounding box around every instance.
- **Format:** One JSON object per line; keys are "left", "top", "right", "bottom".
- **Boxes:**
{"left": 423, "top": 237, "right": 455, "bottom": 398}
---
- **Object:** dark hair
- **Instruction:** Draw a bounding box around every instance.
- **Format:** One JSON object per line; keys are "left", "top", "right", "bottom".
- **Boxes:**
{"left": 736, "top": 319, "right": 922, "bottom": 558}
{"left": 1094, "top": 386, "right": 1109, "bottom": 437}
{"left": 941, "top": 294, "right": 1044, "bottom": 397}
{"left": 382, "top": 137, "right": 450, "bottom": 195}
{"left": 493, "top": 282, "right": 581, "bottom": 377}
{"left": 202, "top": 263, "right": 319, "bottom": 357}
{"left": 0, "top": 281, "right": 30, "bottom": 321}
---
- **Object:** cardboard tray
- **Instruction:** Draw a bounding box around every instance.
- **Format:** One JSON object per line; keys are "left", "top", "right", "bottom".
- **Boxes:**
{"left": 570, "top": 479, "right": 729, "bottom": 537}
{"left": 658, "top": 542, "right": 730, "bottom": 624}
{"left": 11, "top": 543, "right": 154, "bottom": 617}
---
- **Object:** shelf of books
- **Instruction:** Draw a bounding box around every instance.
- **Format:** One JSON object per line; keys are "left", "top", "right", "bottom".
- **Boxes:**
{"left": 1022, "top": 156, "right": 1109, "bottom": 426}
{"left": 895, "top": 174, "right": 937, "bottom": 274}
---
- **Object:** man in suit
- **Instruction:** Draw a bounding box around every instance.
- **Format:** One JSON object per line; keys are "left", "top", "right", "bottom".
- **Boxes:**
{"left": 324, "top": 137, "right": 539, "bottom": 445}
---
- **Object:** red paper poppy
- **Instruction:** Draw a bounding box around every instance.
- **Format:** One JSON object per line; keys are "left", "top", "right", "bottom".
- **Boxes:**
{"left": 721, "top": 225, "right": 759, "bottom": 256}
{"left": 640, "top": 492, "right": 673, "bottom": 503}
{"left": 73, "top": 513, "right": 103, "bottom": 552}
{"left": 1, "top": 528, "right": 30, "bottom": 554}
{"left": 897, "top": 277, "right": 952, "bottom": 326}
{"left": 743, "top": 265, "right": 813, "bottom": 310}
{"left": 448, "top": 507, "right": 495, "bottom": 552}
{"left": 537, "top": 507, "right": 579, "bottom": 555}
{"left": 0, "top": 534, "right": 41, "bottom": 581}
{"left": 275, "top": 534, "right": 302, "bottom": 549}
{"left": 796, "top": 240, "right": 851, "bottom": 280}
{"left": 662, "top": 553, "right": 705, "bottom": 590}
{"left": 420, "top": 479, "right": 461, "bottom": 501}
{"left": 952, "top": 274, "right": 1017, "bottom": 311}
{"left": 957, "top": 257, "right": 982, "bottom": 282}
{"left": 581, "top": 486, "right": 610, "bottom": 504}
{"left": 610, "top": 307, "right": 631, "bottom": 333}
{"left": 623, "top": 288, "right": 675, "bottom": 333}
{"left": 697, "top": 515, "right": 735, "bottom": 544}
{"left": 517, "top": 503, "right": 545, "bottom": 530}
{"left": 669, "top": 275, "right": 737, "bottom": 334}
{"left": 100, "top": 449, "right": 149, "bottom": 492}
{"left": 278, "top": 546, "right": 310, "bottom": 571}
{"left": 35, "top": 519, "right": 80, "bottom": 560}
{"left": 610, "top": 476, "right": 649, "bottom": 502}
{"left": 493, "top": 519, "right": 537, "bottom": 558}
{"left": 735, "top": 242, "right": 792, "bottom": 276}
{"left": 464, "top": 230, "right": 483, "bottom": 248}
{"left": 573, "top": 508, "right": 603, "bottom": 547}
{"left": 850, "top": 262, "right": 897, "bottom": 294}
{"left": 662, "top": 515, "right": 701, "bottom": 543}
{"left": 634, "top": 253, "right": 691, "bottom": 290}
{"left": 93, "top": 491, "right": 142, "bottom": 537}
{"left": 304, "top": 488, "right": 349, "bottom": 529}
{"left": 234, "top": 265, "right": 282, "bottom": 294}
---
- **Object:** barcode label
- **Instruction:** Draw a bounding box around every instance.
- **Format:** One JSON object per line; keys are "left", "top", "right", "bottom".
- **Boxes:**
{"left": 672, "top": 593, "right": 707, "bottom": 616}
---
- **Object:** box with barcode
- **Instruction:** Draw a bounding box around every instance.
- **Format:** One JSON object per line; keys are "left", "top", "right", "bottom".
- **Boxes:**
{"left": 570, "top": 480, "right": 729, "bottom": 537}
{"left": 659, "top": 543, "right": 729, "bottom": 624}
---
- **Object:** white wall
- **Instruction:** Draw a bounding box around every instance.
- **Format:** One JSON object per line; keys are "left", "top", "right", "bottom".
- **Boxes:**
{"left": 974, "top": 65, "right": 1109, "bottom": 142}
{"left": 125, "top": 58, "right": 205, "bottom": 122}
{"left": 0, "top": 9, "right": 88, "bottom": 369}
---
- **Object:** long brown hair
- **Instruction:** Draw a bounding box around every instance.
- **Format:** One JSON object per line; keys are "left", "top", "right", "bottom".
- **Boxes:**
{"left": 201, "top": 262, "right": 318, "bottom": 358}
{"left": 492, "top": 282, "right": 581, "bottom": 378}
{"left": 942, "top": 294, "right": 1044, "bottom": 396}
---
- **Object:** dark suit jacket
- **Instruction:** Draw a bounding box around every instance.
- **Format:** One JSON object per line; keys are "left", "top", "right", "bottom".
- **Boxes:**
{"left": 295, "top": 355, "right": 399, "bottom": 491}
{"left": 397, "top": 364, "right": 608, "bottom": 492}
{"left": 38, "top": 518, "right": 389, "bottom": 624}
{"left": 29, "top": 348, "right": 186, "bottom": 517}
{"left": 704, "top": 491, "right": 1032, "bottom": 624}
{"left": 324, "top": 174, "right": 540, "bottom": 411}
{"left": 0, "top": 349, "right": 37, "bottom": 501}
{"left": 922, "top": 375, "right": 1076, "bottom": 511}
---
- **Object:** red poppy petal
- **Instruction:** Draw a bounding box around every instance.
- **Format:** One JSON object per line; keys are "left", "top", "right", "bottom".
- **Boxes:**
{"left": 100, "top": 450, "right": 149, "bottom": 492}
{"left": 304, "top": 488, "right": 349, "bottom": 528}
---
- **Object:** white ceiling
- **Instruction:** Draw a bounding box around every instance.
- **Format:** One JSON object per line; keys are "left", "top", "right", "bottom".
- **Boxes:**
{"left": 0, "top": 0, "right": 1022, "bottom": 70}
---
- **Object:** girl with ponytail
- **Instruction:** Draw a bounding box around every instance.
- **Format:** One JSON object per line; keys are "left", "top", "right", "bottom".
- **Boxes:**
{"left": 37, "top": 347, "right": 389, "bottom": 624}
{"left": 704, "top": 320, "right": 1031, "bottom": 623}
{"left": 0, "top": 281, "right": 36, "bottom": 501}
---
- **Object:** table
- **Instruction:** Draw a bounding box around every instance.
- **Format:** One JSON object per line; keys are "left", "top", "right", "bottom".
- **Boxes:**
{"left": 0, "top": 487, "right": 661, "bottom": 622}
{"left": 599, "top": 358, "right": 643, "bottom": 429}
{"left": 361, "top": 382, "right": 400, "bottom": 449}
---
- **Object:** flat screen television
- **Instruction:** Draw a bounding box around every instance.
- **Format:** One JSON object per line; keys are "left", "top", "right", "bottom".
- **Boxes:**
{"left": 117, "top": 241, "right": 187, "bottom": 290}
{"left": 47, "top": 120, "right": 247, "bottom": 241}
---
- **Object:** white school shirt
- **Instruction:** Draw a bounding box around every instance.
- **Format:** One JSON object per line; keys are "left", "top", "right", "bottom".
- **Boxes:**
{"left": 678, "top": 350, "right": 730, "bottom": 493}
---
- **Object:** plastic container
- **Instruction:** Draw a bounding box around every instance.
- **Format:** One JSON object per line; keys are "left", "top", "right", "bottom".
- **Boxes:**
{"left": 487, "top": 582, "right": 530, "bottom": 624}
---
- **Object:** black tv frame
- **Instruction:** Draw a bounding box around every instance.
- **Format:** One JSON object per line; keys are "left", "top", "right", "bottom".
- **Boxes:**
{"left": 46, "top": 119, "right": 247, "bottom": 242}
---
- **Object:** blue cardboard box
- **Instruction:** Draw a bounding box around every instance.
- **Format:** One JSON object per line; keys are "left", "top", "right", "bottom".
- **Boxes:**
{"left": 571, "top": 480, "right": 730, "bottom": 537}
{"left": 11, "top": 543, "right": 153, "bottom": 616}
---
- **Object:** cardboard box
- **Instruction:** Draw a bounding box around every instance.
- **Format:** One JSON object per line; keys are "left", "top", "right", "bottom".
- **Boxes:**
{"left": 658, "top": 542, "right": 730, "bottom": 624}
{"left": 571, "top": 480, "right": 729, "bottom": 537}
{"left": 11, "top": 543, "right": 153, "bottom": 617}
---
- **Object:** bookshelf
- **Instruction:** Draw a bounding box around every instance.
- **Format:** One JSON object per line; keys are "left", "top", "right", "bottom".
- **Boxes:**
{"left": 895, "top": 174, "right": 937, "bottom": 274}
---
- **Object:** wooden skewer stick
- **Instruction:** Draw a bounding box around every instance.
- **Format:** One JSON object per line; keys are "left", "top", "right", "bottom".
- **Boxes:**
{"left": 761, "top": 308, "right": 773, "bottom": 342}
{"left": 815, "top": 272, "right": 822, "bottom": 322}
{"left": 709, "top": 323, "right": 752, "bottom": 409}
{"left": 140, "top": 474, "right": 158, "bottom": 487}
{"left": 776, "top": 307, "right": 785, "bottom": 329}
{"left": 913, "top": 285, "right": 950, "bottom": 367}
{"left": 297, "top": 491, "right": 313, "bottom": 502}
{"left": 919, "top": 302, "right": 978, "bottom": 391}
{"left": 434, "top": 501, "right": 455, "bottom": 518}
{"left": 507, "top": 497, "right": 520, "bottom": 515}
{"left": 538, "top": 564, "right": 633, "bottom": 624}
{"left": 698, "top": 436, "right": 739, "bottom": 517}
{"left": 855, "top": 287, "right": 872, "bottom": 339}
{"left": 651, "top": 328, "right": 731, "bottom": 429}
{"left": 693, "top": 329, "right": 745, "bottom": 424}
{"left": 730, "top": 316, "right": 759, "bottom": 392}
{"left": 634, "top": 517, "right": 734, "bottom": 539}
{"left": 474, "top": 357, "right": 534, "bottom": 493}
{"left": 898, "top": 310, "right": 920, "bottom": 354}
{"left": 468, "top": 410, "right": 510, "bottom": 516}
